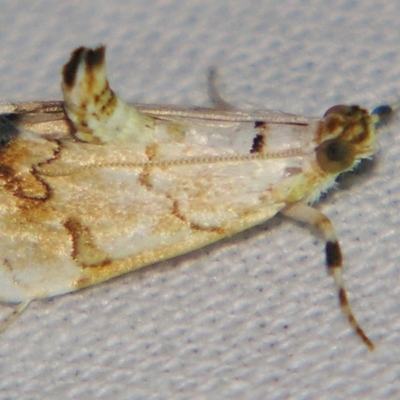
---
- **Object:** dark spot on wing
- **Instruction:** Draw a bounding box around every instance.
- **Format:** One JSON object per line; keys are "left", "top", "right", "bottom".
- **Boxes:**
{"left": 0, "top": 116, "right": 19, "bottom": 148}
{"left": 250, "top": 133, "right": 265, "bottom": 154}
{"left": 251, "top": 121, "right": 269, "bottom": 153}
{"left": 2, "top": 113, "right": 22, "bottom": 123}
{"left": 254, "top": 121, "right": 266, "bottom": 129}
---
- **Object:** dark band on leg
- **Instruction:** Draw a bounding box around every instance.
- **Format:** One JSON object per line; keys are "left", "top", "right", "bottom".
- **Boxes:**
{"left": 326, "top": 241, "right": 342, "bottom": 268}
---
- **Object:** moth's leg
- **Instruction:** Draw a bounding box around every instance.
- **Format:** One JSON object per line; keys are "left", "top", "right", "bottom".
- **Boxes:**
{"left": 282, "top": 202, "right": 374, "bottom": 351}
{"left": 207, "top": 68, "right": 237, "bottom": 110}
{"left": 0, "top": 301, "right": 31, "bottom": 332}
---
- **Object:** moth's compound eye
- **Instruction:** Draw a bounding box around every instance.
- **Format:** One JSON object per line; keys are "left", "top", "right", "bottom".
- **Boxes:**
{"left": 316, "top": 138, "right": 355, "bottom": 173}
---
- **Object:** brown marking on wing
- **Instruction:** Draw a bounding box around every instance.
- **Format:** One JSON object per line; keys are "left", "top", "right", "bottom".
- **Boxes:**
{"left": 137, "top": 146, "right": 160, "bottom": 189}
{"left": 0, "top": 134, "right": 60, "bottom": 202}
{"left": 171, "top": 199, "right": 187, "bottom": 223}
{"left": 137, "top": 144, "right": 162, "bottom": 189}
{"left": 145, "top": 143, "right": 159, "bottom": 160}
{"left": 0, "top": 166, "right": 51, "bottom": 201}
{"left": 137, "top": 167, "right": 152, "bottom": 189}
{"left": 165, "top": 121, "right": 186, "bottom": 140}
{"left": 64, "top": 217, "right": 111, "bottom": 268}
{"left": 170, "top": 196, "right": 226, "bottom": 235}
{"left": 188, "top": 222, "right": 226, "bottom": 235}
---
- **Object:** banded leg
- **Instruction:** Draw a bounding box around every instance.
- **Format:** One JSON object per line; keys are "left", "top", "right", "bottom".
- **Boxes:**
{"left": 282, "top": 202, "right": 374, "bottom": 351}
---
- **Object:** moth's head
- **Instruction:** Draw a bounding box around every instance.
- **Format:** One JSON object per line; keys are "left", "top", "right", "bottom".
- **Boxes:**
{"left": 315, "top": 103, "right": 394, "bottom": 174}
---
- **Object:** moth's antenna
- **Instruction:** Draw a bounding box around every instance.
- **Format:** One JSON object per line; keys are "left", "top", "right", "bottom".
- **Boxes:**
{"left": 207, "top": 67, "right": 235, "bottom": 111}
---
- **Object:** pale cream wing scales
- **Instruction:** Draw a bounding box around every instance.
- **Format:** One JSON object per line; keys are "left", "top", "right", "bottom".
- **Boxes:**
{"left": 6, "top": 124, "right": 318, "bottom": 301}
{"left": 0, "top": 128, "right": 315, "bottom": 303}
{"left": 0, "top": 122, "right": 82, "bottom": 303}
{"left": 0, "top": 46, "right": 323, "bottom": 303}
{"left": 41, "top": 146, "right": 313, "bottom": 294}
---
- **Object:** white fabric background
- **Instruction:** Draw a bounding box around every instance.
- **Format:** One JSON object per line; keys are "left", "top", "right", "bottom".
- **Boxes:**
{"left": 1, "top": 1, "right": 400, "bottom": 399}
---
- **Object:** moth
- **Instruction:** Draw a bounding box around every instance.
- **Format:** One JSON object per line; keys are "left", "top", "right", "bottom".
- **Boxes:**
{"left": 0, "top": 46, "right": 395, "bottom": 350}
